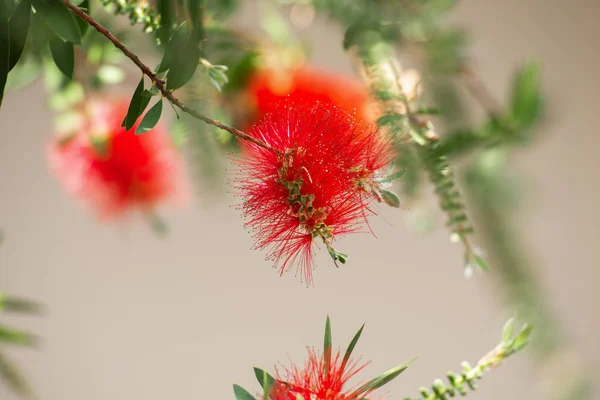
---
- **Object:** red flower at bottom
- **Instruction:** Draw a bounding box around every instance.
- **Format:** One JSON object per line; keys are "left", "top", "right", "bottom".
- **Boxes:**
{"left": 271, "top": 349, "right": 369, "bottom": 400}
{"left": 47, "top": 97, "right": 189, "bottom": 219}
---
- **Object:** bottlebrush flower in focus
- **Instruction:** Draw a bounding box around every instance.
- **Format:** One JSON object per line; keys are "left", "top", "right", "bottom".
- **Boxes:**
{"left": 244, "top": 66, "right": 377, "bottom": 128}
{"left": 47, "top": 97, "right": 189, "bottom": 220}
{"left": 234, "top": 317, "right": 411, "bottom": 400}
{"left": 235, "top": 99, "right": 396, "bottom": 284}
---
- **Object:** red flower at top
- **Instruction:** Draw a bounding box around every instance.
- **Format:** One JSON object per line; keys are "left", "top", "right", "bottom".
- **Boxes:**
{"left": 47, "top": 97, "right": 189, "bottom": 219}
{"left": 245, "top": 67, "right": 377, "bottom": 127}
{"left": 236, "top": 99, "right": 394, "bottom": 284}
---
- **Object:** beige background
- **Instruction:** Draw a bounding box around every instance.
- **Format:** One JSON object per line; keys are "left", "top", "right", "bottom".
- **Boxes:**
{"left": 0, "top": 0, "right": 599, "bottom": 399}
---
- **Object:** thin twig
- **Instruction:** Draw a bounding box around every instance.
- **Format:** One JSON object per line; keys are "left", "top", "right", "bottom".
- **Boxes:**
{"left": 460, "top": 65, "right": 503, "bottom": 117}
{"left": 61, "top": 0, "right": 277, "bottom": 154}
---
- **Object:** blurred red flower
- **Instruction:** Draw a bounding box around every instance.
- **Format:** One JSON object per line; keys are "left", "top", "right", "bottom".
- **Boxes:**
{"left": 245, "top": 66, "right": 377, "bottom": 128}
{"left": 236, "top": 99, "right": 394, "bottom": 284}
{"left": 47, "top": 97, "right": 189, "bottom": 219}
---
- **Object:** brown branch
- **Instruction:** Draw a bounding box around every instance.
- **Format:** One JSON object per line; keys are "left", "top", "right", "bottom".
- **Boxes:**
{"left": 460, "top": 65, "right": 503, "bottom": 117}
{"left": 61, "top": 0, "right": 278, "bottom": 154}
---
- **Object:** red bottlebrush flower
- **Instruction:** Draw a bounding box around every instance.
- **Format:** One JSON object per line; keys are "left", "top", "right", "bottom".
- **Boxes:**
{"left": 270, "top": 348, "right": 368, "bottom": 400}
{"left": 235, "top": 99, "right": 395, "bottom": 284}
{"left": 238, "top": 318, "right": 411, "bottom": 400}
{"left": 47, "top": 97, "right": 189, "bottom": 219}
{"left": 245, "top": 67, "right": 377, "bottom": 128}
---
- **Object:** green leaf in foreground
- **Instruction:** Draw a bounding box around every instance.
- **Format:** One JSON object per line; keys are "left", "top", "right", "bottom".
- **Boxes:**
{"left": 341, "top": 324, "right": 364, "bottom": 372}
{"left": 122, "top": 76, "right": 150, "bottom": 131}
{"left": 135, "top": 98, "right": 163, "bottom": 134}
{"left": 349, "top": 358, "right": 414, "bottom": 398}
{"left": 510, "top": 61, "right": 543, "bottom": 130}
{"left": 30, "top": 0, "right": 82, "bottom": 44}
{"left": 323, "top": 316, "right": 332, "bottom": 378}
{"left": 49, "top": 34, "right": 74, "bottom": 79}
{"left": 233, "top": 384, "right": 257, "bottom": 400}
{"left": 0, "top": 350, "right": 32, "bottom": 399}
{"left": 8, "top": 0, "right": 31, "bottom": 71}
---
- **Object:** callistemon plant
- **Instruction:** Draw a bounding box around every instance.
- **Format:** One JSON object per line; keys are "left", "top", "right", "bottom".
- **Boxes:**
{"left": 235, "top": 98, "right": 398, "bottom": 284}
{"left": 234, "top": 317, "right": 532, "bottom": 400}
{"left": 47, "top": 96, "right": 189, "bottom": 220}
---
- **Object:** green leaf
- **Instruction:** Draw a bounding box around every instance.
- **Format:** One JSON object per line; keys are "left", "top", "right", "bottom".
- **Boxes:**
{"left": 8, "top": 0, "right": 31, "bottom": 72}
{"left": 510, "top": 61, "right": 543, "bottom": 130}
{"left": 0, "top": 294, "right": 41, "bottom": 314}
{"left": 30, "top": 0, "right": 82, "bottom": 44}
{"left": 0, "top": 4, "right": 9, "bottom": 107}
{"left": 379, "top": 189, "right": 401, "bottom": 208}
{"left": 378, "top": 170, "right": 407, "bottom": 184}
{"left": 254, "top": 367, "right": 275, "bottom": 400}
{"left": 341, "top": 324, "right": 364, "bottom": 372}
{"left": 349, "top": 358, "right": 415, "bottom": 398}
{"left": 207, "top": 65, "right": 229, "bottom": 92}
{"left": 122, "top": 76, "right": 148, "bottom": 131}
{"left": 233, "top": 384, "right": 257, "bottom": 400}
{"left": 324, "top": 316, "right": 332, "bottom": 378}
{"left": 377, "top": 113, "right": 405, "bottom": 128}
{"left": 49, "top": 34, "right": 74, "bottom": 79}
{"left": 473, "top": 254, "right": 489, "bottom": 272}
{"left": 512, "top": 323, "right": 532, "bottom": 350}
{"left": 157, "top": 0, "right": 175, "bottom": 45}
{"left": 135, "top": 98, "right": 163, "bottom": 134}
{"left": 501, "top": 318, "right": 515, "bottom": 344}
{"left": 165, "top": 22, "right": 200, "bottom": 91}
{"left": 0, "top": 325, "right": 36, "bottom": 346}
{"left": 75, "top": 0, "right": 90, "bottom": 37}
{"left": 0, "top": 351, "right": 32, "bottom": 398}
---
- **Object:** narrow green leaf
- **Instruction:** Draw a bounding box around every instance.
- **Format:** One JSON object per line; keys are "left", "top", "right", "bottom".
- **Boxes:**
{"left": 253, "top": 367, "right": 275, "bottom": 388}
{"left": 501, "top": 318, "right": 515, "bottom": 344}
{"left": 233, "top": 384, "right": 257, "bottom": 400}
{"left": 0, "top": 325, "right": 37, "bottom": 346}
{"left": 0, "top": 5, "right": 9, "bottom": 107}
{"left": 324, "top": 316, "right": 332, "bottom": 378}
{"left": 254, "top": 367, "right": 275, "bottom": 400}
{"left": 122, "top": 76, "right": 146, "bottom": 130}
{"left": 341, "top": 324, "right": 364, "bottom": 372}
{"left": 378, "top": 170, "right": 407, "bottom": 184}
{"left": 135, "top": 98, "right": 163, "bottom": 134}
{"left": 0, "top": 295, "right": 42, "bottom": 314}
{"left": 8, "top": 0, "right": 31, "bottom": 71}
{"left": 75, "top": 0, "right": 90, "bottom": 37}
{"left": 49, "top": 34, "right": 74, "bottom": 79}
{"left": 30, "top": 0, "right": 82, "bottom": 44}
{"left": 473, "top": 254, "right": 489, "bottom": 272}
{"left": 511, "top": 61, "right": 543, "bottom": 130}
{"left": 379, "top": 189, "right": 401, "bottom": 208}
{"left": 512, "top": 323, "right": 533, "bottom": 349}
{"left": 0, "top": 351, "right": 32, "bottom": 398}
{"left": 157, "top": 0, "right": 175, "bottom": 45}
{"left": 350, "top": 358, "right": 415, "bottom": 398}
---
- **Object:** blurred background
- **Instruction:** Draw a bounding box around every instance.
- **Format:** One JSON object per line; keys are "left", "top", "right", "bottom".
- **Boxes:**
{"left": 0, "top": 0, "right": 598, "bottom": 399}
